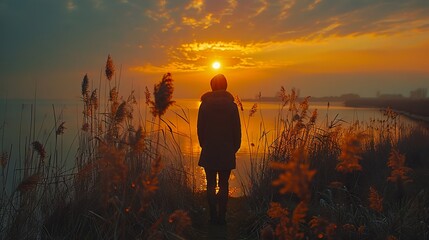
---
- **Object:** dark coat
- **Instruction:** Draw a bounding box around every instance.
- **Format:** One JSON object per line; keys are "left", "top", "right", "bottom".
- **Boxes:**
{"left": 197, "top": 90, "right": 241, "bottom": 170}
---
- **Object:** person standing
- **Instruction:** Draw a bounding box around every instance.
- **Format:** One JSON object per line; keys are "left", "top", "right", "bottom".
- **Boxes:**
{"left": 197, "top": 74, "right": 241, "bottom": 225}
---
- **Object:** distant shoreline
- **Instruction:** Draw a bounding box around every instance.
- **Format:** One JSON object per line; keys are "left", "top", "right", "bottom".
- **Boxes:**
{"left": 344, "top": 98, "right": 429, "bottom": 124}
{"left": 242, "top": 97, "right": 429, "bottom": 124}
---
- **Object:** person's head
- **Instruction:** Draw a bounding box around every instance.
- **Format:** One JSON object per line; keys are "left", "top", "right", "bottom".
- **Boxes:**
{"left": 210, "top": 74, "right": 227, "bottom": 91}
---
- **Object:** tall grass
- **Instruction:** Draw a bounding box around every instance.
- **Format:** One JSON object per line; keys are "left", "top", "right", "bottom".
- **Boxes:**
{"left": 0, "top": 56, "right": 197, "bottom": 239}
{"left": 238, "top": 88, "right": 429, "bottom": 239}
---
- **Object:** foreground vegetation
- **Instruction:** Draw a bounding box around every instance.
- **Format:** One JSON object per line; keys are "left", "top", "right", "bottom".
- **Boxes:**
{"left": 1, "top": 56, "right": 428, "bottom": 239}
{"left": 236, "top": 91, "right": 429, "bottom": 239}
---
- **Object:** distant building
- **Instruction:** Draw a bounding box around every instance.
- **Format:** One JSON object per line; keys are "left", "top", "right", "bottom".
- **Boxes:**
{"left": 410, "top": 88, "right": 427, "bottom": 98}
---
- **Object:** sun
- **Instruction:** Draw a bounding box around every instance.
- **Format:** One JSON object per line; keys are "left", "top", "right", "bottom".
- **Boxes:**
{"left": 212, "top": 61, "right": 221, "bottom": 69}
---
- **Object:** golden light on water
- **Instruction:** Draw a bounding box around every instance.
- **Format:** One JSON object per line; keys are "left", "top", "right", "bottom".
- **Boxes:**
{"left": 212, "top": 61, "right": 221, "bottom": 69}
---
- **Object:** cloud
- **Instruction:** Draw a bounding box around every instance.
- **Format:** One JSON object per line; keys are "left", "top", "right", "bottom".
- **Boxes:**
{"left": 129, "top": 40, "right": 299, "bottom": 73}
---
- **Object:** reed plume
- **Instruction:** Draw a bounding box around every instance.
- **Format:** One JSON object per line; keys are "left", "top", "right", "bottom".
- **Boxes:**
{"left": 279, "top": 86, "right": 289, "bottom": 107}
{"left": 81, "top": 74, "right": 89, "bottom": 99}
{"left": 249, "top": 103, "right": 258, "bottom": 117}
{"left": 105, "top": 54, "right": 115, "bottom": 81}
{"left": 234, "top": 95, "right": 244, "bottom": 111}
{"left": 115, "top": 101, "right": 128, "bottom": 124}
{"left": 150, "top": 73, "right": 175, "bottom": 117}
{"left": 32, "top": 141, "right": 46, "bottom": 161}
{"left": 90, "top": 89, "right": 98, "bottom": 110}
{"left": 56, "top": 122, "right": 66, "bottom": 135}
{"left": 145, "top": 86, "right": 152, "bottom": 106}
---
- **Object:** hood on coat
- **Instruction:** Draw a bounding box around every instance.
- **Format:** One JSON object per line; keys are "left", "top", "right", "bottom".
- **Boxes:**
{"left": 200, "top": 90, "right": 235, "bottom": 107}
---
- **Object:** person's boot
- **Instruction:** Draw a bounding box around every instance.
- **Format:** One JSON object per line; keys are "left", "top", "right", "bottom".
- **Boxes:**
{"left": 208, "top": 203, "right": 218, "bottom": 224}
{"left": 218, "top": 201, "right": 227, "bottom": 225}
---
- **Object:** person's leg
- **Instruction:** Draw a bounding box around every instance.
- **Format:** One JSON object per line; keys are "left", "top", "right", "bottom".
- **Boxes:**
{"left": 204, "top": 169, "right": 217, "bottom": 224}
{"left": 217, "top": 170, "right": 231, "bottom": 225}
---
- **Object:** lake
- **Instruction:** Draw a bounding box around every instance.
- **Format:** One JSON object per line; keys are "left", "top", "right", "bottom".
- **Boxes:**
{"left": 0, "top": 98, "right": 416, "bottom": 196}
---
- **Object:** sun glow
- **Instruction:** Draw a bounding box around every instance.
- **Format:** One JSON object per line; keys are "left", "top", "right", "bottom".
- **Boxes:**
{"left": 212, "top": 61, "right": 221, "bottom": 69}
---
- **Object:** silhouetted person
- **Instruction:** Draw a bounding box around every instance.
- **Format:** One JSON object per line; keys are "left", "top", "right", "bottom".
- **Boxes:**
{"left": 197, "top": 74, "right": 241, "bottom": 225}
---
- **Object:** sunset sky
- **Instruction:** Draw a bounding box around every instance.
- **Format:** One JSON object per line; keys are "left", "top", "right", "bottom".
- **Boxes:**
{"left": 1, "top": 0, "right": 428, "bottom": 100}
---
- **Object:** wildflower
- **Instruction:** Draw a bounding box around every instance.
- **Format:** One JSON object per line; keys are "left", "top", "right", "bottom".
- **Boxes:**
{"left": 17, "top": 174, "right": 40, "bottom": 192}
{"left": 168, "top": 210, "right": 192, "bottom": 235}
{"left": 249, "top": 103, "right": 258, "bottom": 117}
{"left": 105, "top": 54, "right": 115, "bottom": 81}
{"left": 267, "top": 202, "right": 290, "bottom": 239}
{"left": 150, "top": 73, "right": 175, "bottom": 117}
{"left": 32, "top": 141, "right": 46, "bottom": 161}
{"left": 271, "top": 147, "right": 316, "bottom": 201}
{"left": 336, "top": 132, "right": 366, "bottom": 173}
{"left": 56, "top": 122, "right": 66, "bottom": 135}
{"left": 268, "top": 202, "right": 289, "bottom": 219}
{"left": 292, "top": 201, "right": 308, "bottom": 227}
{"left": 309, "top": 216, "right": 332, "bottom": 239}
{"left": 369, "top": 186, "right": 383, "bottom": 213}
{"left": 267, "top": 201, "right": 308, "bottom": 240}
{"left": 387, "top": 149, "right": 412, "bottom": 183}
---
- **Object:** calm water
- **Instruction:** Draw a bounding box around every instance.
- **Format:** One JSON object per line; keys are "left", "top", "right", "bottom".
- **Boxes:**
{"left": 0, "top": 98, "right": 413, "bottom": 196}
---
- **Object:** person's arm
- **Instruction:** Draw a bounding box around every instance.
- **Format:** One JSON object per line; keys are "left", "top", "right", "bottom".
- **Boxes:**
{"left": 197, "top": 102, "right": 206, "bottom": 148}
{"left": 232, "top": 104, "right": 241, "bottom": 152}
